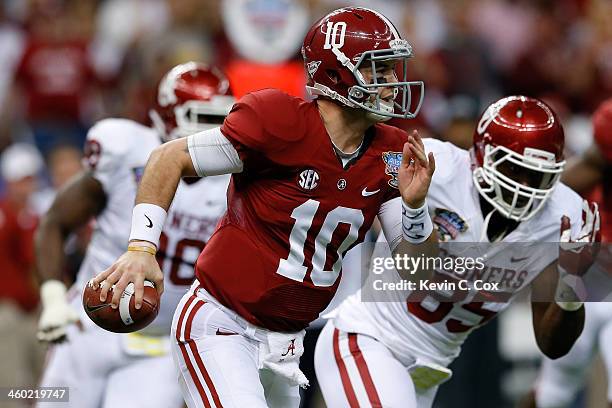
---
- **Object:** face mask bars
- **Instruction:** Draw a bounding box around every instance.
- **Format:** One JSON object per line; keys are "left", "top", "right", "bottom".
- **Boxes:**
{"left": 346, "top": 45, "right": 425, "bottom": 119}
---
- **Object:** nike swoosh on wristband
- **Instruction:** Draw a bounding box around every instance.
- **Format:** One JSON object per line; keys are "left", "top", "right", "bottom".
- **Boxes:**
{"left": 144, "top": 214, "right": 153, "bottom": 228}
{"left": 362, "top": 188, "right": 380, "bottom": 197}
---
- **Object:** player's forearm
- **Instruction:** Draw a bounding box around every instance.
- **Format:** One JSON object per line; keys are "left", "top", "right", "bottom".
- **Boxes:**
{"left": 35, "top": 173, "right": 106, "bottom": 283}
{"left": 35, "top": 214, "right": 69, "bottom": 283}
{"left": 532, "top": 302, "right": 584, "bottom": 359}
{"left": 135, "top": 138, "right": 197, "bottom": 210}
{"left": 393, "top": 233, "right": 438, "bottom": 281}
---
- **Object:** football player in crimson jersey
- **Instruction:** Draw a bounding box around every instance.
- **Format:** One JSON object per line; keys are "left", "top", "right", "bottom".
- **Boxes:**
{"left": 524, "top": 98, "right": 612, "bottom": 408}
{"left": 92, "top": 7, "right": 436, "bottom": 408}
{"left": 314, "top": 96, "right": 602, "bottom": 408}
{"left": 35, "top": 63, "right": 233, "bottom": 408}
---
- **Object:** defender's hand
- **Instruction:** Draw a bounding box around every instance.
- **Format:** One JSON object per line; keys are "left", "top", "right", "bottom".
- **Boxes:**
{"left": 559, "top": 200, "right": 601, "bottom": 276}
{"left": 92, "top": 248, "right": 164, "bottom": 310}
{"left": 398, "top": 130, "right": 435, "bottom": 209}
{"left": 557, "top": 201, "right": 600, "bottom": 302}
{"left": 37, "top": 280, "right": 80, "bottom": 343}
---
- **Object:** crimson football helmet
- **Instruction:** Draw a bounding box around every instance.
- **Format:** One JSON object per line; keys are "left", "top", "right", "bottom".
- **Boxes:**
{"left": 593, "top": 98, "right": 612, "bottom": 162}
{"left": 472, "top": 96, "right": 565, "bottom": 221}
{"left": 149, "top": 62, "right": 235, "bottom": 142}
{"left": 302, "top": 7, "right": 424, "bottom": 121}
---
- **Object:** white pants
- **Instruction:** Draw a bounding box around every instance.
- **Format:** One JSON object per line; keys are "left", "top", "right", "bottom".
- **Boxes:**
{"left": 170, "top": 284, "right": 301, "bottom": 408}
{"left": 535, "top": 302, "right": 612, "bottom": 407}
{"left": 315, "top": 320, "right": 437, "bottom": 408}
{"left": 38, "top": 323, "right": 183, "bottom": 408}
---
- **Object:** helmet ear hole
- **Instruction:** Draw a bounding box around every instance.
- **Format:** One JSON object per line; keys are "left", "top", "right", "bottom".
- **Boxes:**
{"left": 326, "top": 70, "right": 341, "bottom": 84}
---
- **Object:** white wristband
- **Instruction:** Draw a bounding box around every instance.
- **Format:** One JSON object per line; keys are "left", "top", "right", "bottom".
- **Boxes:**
{"left": 402, "top": 200, "right": 433, "bottom": 244}
{"left": 128, "top": 203, "right": 167, "bottom": 248}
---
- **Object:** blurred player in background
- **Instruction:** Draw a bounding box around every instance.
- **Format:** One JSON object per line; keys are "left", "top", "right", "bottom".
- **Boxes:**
{"left": 0, "top": 144, "right": 45, "bottom": 401}
{"left": 93, "top": 7, "right": 436, "bottom": 408}
{"left": 35, "top": 62, "right": 234, "bottom": 408}
{"left": 315, "top": 96, "right": 601, "bottom": 408}
{"left": 524, "top": 98, "right": 612, "bottom": 408}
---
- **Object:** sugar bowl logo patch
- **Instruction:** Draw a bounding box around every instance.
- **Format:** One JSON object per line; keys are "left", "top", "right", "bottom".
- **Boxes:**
{"left": 433, "top": 208, "right": 468, "bottom": 241}
{"left": 382, "top": 151, "right": 402, "bottom": 188}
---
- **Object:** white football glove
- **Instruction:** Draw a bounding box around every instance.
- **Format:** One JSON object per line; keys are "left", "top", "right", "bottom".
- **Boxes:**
{"left": 37, "top": 280, "right": 79, "bottom": 343}
{"left": 556, "top": 200, "right": 601, "bottom": 311}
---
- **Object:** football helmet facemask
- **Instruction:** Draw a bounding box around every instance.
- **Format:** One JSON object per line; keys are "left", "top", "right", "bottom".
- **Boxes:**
{"left": 150, "top": 62, "right": 235, "bottom": 142}
{"left": 472, "top": 96, "right": 566, "bottom": 221}
{"left": 302, "top": 7, "right": 424, "bottom": 121}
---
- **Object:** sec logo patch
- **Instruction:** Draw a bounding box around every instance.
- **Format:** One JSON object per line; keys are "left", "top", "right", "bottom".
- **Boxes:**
{"left": 298, "top": 169, "right": 319, "bottom": 190}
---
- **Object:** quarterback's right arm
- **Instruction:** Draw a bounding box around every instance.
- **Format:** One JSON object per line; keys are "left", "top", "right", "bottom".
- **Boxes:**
{"left": 93, "top": 91, "right": 286, "bottom": 309}
{"left": 93, "top": 128, "right": 243, "bottom": 309}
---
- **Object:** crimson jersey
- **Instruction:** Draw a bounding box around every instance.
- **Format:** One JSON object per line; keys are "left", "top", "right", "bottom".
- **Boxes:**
{"left": 195, "top": 89, "right": 405, "bottom": 331}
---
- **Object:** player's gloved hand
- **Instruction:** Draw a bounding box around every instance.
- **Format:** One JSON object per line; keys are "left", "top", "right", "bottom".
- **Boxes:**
{"left": 398, "top": 129, "right": 436, "bottom": 209}
{"left": 556, "top": 200, "right": 600, "bottom": 309}
{"left": 37, "top": 280, "right": 79, "bottom": 343}
{"left": 91, "top": 240, "right": 164, "bottom": 310}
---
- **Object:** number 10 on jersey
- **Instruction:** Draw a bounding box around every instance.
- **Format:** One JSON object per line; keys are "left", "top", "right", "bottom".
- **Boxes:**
{"left": 276, "top": 199, "right": 364, "bottom": 287}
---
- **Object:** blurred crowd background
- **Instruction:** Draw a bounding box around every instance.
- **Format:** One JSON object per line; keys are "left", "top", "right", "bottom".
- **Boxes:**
{"left": 0, "top": 0, "right": 610, "bottom": 407}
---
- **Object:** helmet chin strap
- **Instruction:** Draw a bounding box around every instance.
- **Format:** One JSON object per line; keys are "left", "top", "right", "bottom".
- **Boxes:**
{"left": 480, "top": 209, "right": 496, "bottom": 243}
{"left": 364, "top": 98, "right": 394, "bottom": 122}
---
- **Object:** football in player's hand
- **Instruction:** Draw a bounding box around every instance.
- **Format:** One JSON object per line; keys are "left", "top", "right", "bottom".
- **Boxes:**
{"left": 82, "top": 279, "right": 159, "bottom": 333}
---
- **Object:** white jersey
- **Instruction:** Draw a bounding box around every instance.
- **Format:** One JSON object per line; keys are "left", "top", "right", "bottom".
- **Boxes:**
{"left": 73, "top": 118, "right": 230, "bottom": 334}
{"left": 333, "top": 138, "right": 584, "bottom": 367}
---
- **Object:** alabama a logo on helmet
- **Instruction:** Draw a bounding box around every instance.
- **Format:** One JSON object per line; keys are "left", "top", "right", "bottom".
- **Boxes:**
{"left": 382, "top": 151, "right": 402, "bottom": 188}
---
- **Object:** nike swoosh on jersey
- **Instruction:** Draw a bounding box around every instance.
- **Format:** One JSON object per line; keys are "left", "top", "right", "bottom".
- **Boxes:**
{"left": 144, "top": 214, "right": 153, "bottom": 228}
{"left": 362, "top": 188, "right": 380, "bottom": 197}
{"left": 510, "top": 256, "right": 530, "bottom": 263}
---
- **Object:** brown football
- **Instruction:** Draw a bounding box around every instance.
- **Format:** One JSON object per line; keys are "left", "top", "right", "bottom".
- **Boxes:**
{"left": 82, "top": 279, "right": 159, "bottom": 333}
